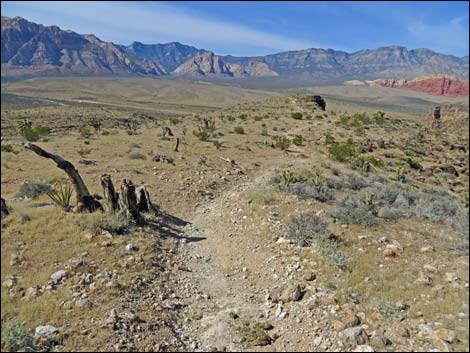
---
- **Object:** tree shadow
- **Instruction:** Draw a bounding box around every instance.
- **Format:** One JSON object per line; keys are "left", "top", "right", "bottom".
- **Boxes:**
{"left": 146, "top": 210, "right": 206, "bottom": 243}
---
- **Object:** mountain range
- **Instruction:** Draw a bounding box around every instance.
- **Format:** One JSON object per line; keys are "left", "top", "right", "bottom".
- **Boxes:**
{"left": 2, "top": 16, "right": 469, "bottom": 83}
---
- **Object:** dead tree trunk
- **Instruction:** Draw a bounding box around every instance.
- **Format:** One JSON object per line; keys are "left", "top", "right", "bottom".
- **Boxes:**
{"left": 136, "top": 185, "right": 154, "bottom": 212}
{"left": 100, "top": 174, "right": 119, "bottom": 212}
{"left": 174, "top": 137, "right": 180, "bottom": 152}
{"left": 120, "top": 179, "right": 144, "bottom": 225}
{"left": 1, "top": 198, "right": 9, "bottom": 219}
{"left": 162, "top": 127, "right": 174, "bottom": 136}
{"left": 24, "top": 143, "right": 102, "bottom": 212}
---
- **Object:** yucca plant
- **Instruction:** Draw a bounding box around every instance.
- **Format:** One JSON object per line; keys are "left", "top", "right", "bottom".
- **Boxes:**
{"left": 47, "top": 180, "right": 73, "bottom": 210}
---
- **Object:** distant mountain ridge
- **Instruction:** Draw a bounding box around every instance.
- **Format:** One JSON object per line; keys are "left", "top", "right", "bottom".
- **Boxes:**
{"left": 2, "top": 16, "right": 469, "bottom": 83}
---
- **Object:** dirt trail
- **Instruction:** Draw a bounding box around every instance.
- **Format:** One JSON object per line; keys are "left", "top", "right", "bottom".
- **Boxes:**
{"left": 168, "top": 155, "right": 327, "bottom": 352}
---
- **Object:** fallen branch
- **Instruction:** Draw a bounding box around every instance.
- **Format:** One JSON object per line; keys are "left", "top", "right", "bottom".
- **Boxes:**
{"left": 24, "top": 143, "right": 102, "bottom": 212}
{"left": 1, "top": 198, "right": 9, "bottom": 219}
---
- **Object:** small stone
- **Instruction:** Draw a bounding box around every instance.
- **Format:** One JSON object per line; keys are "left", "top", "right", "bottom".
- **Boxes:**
{"left": 420, "top": 245, "right": 434, "bottom": 252}
{"left": 383, "top": 245, "right": 397, "bottom": 257}
{"left": 125, "top": 244, "right": 136, "bottom": 252}
{"left": 345, "top": 311, "right": 361, "bottom": 328}
{"left": 313, "top": 336, "right": 323, "bottom": 346}
{"left": 342, "top": 326, "right": 368, "bottom": 345}
{"left": 23, "top": 286, "right": 40, "bottom": 300}
{"left": 10, "top": 252, "right": 25, "bottom": 266}
{"left": 2, "top": 276, "right": 17, "bottom": 288}
{"left": 353, "top": 345, "right": 375, "bottom": 352}
{"left": 50, "top": 270, "right": 68, "bottom": 282}
{"left": 415, "top": 271, "right": 432, "bottom": 285}
{"left": 423, "top": 264, "right": 438, "bottom": 273}
{"left": 432, "top": 329, "right": 456, "bottom": 343}
{"left": 444, "top": 272, "right": 459, "bottom": 283}
{"left": 35, "top": 325, "right": 59, "bottom": 337}
{"left": 278, "top": 311, "right": 288, "bottom": 320}
{"left": 304, "top": 272, "right": 317, "bottom": 282}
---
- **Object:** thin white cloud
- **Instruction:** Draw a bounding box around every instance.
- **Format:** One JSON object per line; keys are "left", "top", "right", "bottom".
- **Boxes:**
{"left": 408, "top": 16, "right": 469, "bottom": 56}
{"left": 3, "top": 1, "right": 317, "bottom": 55}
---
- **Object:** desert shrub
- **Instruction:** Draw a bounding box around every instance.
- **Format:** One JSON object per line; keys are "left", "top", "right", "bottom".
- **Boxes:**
{"left": 2, "top": 321, "right": 33, "bottom": 351}
{"left": 325, "top": 131, "right": 336, "bottom": 145}
{"left": 292, "top": 134, "right": 304, "bottom": 146}
{"left": 16, "top": 180, "right": 52, "bottom": 199}
{"left": 77, "top": 147, "right": 91, "bottom": 158}
{"left": 193, "top": 120, "right": 216, "bottom": 141}
{"left": 16, "top": 120, "right": 49, "bottom": 142}
{"left": 328, "top": 138, "right": 356, "bottom": 162}
{"left": 273, "top": 136, "right": 291, "bottom": 150}
{"left": 287, "top": 213, "right": 329, "bottom": 247}
{"left": 1, "top": 144, "right": 14, "bottom": 153}
{"left": 291, "top": 112, "right": 303, "bottom": 120}
{"left": 79, "top": 126, "right": 93, "bottom": 139}
{"left": 47, "top": 180, "right": 73, "bottom": 210}
{"left": 371, "top": 298, "right": 402, "bottom": 318}
{"left": 18, "top": 212, "right": 32, "bottom": 223}
{"left": 253, "top": 115, "right": 263, "bottom": 121}
{"left": 227, "top": 116, "right": 236, "bottom": 122}
{"left": 286, "top": 213, "right": 348, "bottom": 268}
{"left": 238, "top": 114, "right": 248, "bottom": 121}
{"left": 372, "top": 111, "right": 386, "bottom": 124}
{"left": 129, "top": 152, "right": 146, "bottom": 160}
{"left": 213, "top": 140, "right": 224, "bottom": 149}
{"left": 92, "top": 212, "right": 135, "bottom": 235}
{"left": 261, "top": 127, "right": 269, "bottom": 136}
{"left": 331, "top": 197, "right": 378, "bottom": 227}
{"left": 276, "top": 170, "right": 305, "bottom": 188}
{"left": 247, "top": 188, "right": 275, "bottom": 205}
{"left": 129, "top": 143, "right": 141, "bottom": 148}
{"left": 405, "top": 156, "right": 423, "bottom": 170}
{"left": 344, "top": 173, "right": 368, "bottom": 190}
{"left": 101, "top": 130, "right": 110, "bottom": 136}
{"left": 234, "top": 126, "right": 245, "bottom": 134}
{"left": 287, "top": 183, "right": 335, "bottom": 202}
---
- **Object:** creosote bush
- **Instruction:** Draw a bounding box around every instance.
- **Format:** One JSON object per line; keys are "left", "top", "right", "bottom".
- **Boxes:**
{"left": 328, "top": 138, "right": 356, "bottom": 162}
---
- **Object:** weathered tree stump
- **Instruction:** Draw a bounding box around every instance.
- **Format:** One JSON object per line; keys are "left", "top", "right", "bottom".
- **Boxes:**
{"left": 24, "top": 143, "right": 102, "bottom": 212}
{"left": 120, "top": 179, "right": 143, "bottom": 224}
{"left": 1, "top": 198, "right": 9, "bottom": 219}
{"left": 100, "top": 174, "right": 155, "bottom": 225}
{"left": 100, "top": 174, "right": 119, "bottom": 212}
{"left": 174, "top": 137, "right": 180, "bottom": 152}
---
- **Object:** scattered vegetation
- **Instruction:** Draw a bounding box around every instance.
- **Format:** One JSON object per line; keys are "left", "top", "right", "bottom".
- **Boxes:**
{"left": 129, "top": 152, "right": 147, "bottom": 160}
{"left": 2, "top": 321, "right": 33, "bottom": 352}
{"left": 91, "top": 212, "right": 135, "bottom": 235}
{"left": 290, "top": 112, "right": 303, "bottom": 120}
{"left": 273, "top": 136, "right": 291, "bottom": 150}
{"left": 234, "top": 126, "right": 245, "bottom": 134}
{"left": 47, "top": 180, "right": 73, "bottom": 210}
{"left": 16, "top": 180, "right": 52, "bottom": 199}
{"left": 292, "top": 134, "right": 304, "bottom": 146}
{"left": 328, "top": 138, "right": 357, "bottom": 162}
{"left": 16, "top": 120, "right": 50, "bottom": 141}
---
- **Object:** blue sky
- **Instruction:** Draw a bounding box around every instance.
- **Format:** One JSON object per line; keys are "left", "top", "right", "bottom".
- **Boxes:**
{"left": 2, "top": 1, "right": 469, "bottom": 57}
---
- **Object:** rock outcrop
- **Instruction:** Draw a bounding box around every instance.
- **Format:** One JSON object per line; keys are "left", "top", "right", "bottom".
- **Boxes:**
{"left": 369, "top": 75, "right": 469, "bottom": 97}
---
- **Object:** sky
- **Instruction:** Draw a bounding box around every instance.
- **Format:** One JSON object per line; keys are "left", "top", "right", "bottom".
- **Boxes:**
{"left": 2, "top": 1, "right": 469, "bottom": 57}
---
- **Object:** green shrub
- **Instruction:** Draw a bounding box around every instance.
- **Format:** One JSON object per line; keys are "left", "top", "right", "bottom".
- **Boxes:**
{"left": 325, "top": 131, "right": 336, "bottom": 145}
{"left": 287, "top": 213, "right": 349, "bottom": 268}
{"left": 193, "top": 121, "right": 216, "bottom": 141}
{"left": 79, "top": 126, "right": 93, "bottom": 139}
{"left": 247, "top": 188, "right": 275, "bottom": 205}
{"left": 1, "top": 144, "right": 14, "bottom": 153}
{"left": 273, "top": 136, "right": 291, "bottom": 150}
{"left": 47, "top": 180, "right": 73, "bottom": 210}
{"left": 102, "top": 130, "right": 110, "bottom": 136}
{"left": 2, "top": 321, "right": 33, "bottom": 351}
{"left": 129, "top": 152, "right": 146, "bottom": 160}
{"left": 234, "top": 126, "right": 245, "bottom": 134}
{"left": 16, "top": 120, "right": 49, "bottom": 142}
{"left": 405, "top": 156, "right": 423, "bottom": 170}
{"left": 292, "top": 134, "right": 304, "bottom": 146}
{"left": 372, "top": 111, "right": 386, "bottom": 124}
{"left": 238, "top": 114, "right": 248, "bottom": 121}
{"left": 331, "top": 198, "right": 378, "bottom": 227}
{"left": 328, "top": 138, "right": 356, "bottom": 162}
{"left": 77, "top": 147, "right": 91, "bottom": 158}
{"left": 92, "top": 212, "right": 135, "bottom": 235}
{"left": 16, "top": 180, "right": 52, "bottom": 199}
{"left": 291, "top": 112, "right": 303, "bottom": 120}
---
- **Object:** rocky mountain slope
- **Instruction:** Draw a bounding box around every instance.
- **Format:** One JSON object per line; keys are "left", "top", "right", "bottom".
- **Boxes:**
{"left": 345, "top": 75, "right": 469, "bottom": 97}
{"left": 2, "top": 16, "right": 469, "bottom": 82}
{"left": 369, "top": 75, "right": 469, "bottom": 97}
